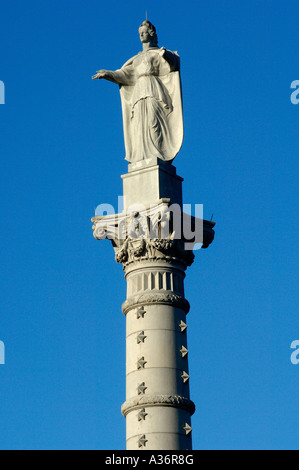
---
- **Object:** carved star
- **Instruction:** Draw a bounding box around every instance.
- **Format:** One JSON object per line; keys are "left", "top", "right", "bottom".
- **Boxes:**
{"left": 137, "top": 356, "right": 147, "bottom": 369}
{"left": 183, "top": 423, "right": 192, "bottom": 435}
{"left": 181, "top": 371, "right": 190, "bottom": 383}
{"left": 138, "top": 434, "right": 148, "bottom": 448}
{"left": 137, "top": 306, "right": 146, "bottom": 319}
{"left": 138, "top": 408, "right": 148, "bottom": 421}
{"left": 137, "top": 382, "right": 147, "bottom": 395}
{"left": 137, "top": 331, "right": 147, "bottom": 344}
{"left": 179, "top": 320, "right": 188, "bottom": 332}
{"left": 180, "top": 346, "right": 189, "bottom": 358}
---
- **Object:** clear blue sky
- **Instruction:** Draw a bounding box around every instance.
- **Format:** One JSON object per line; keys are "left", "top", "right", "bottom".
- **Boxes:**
{"left": 0, "top": 0, "right": 298, "bottom": 450}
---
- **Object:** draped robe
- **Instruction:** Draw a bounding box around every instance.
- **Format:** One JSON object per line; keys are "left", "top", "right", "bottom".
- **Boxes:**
{"left": 109, "top": 47, "right": 183, "bottom": 163}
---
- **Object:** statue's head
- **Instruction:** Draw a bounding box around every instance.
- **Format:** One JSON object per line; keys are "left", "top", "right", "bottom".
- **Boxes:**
{"left": 139, "top": 20, "right": 158, "bottom": 47}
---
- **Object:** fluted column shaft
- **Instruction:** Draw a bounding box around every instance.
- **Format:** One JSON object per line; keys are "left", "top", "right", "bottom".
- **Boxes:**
{"left": 121, "top": 259, "right": 195, "bottom": 450}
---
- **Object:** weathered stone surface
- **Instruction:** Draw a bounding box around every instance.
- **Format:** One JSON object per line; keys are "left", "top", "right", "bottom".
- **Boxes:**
{"left": 122, "top": 158, "right": 183, "bottom": 209}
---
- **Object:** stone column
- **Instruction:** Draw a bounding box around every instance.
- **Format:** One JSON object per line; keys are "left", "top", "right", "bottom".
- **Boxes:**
{"left": 92, "top": 158, "right": 215, "bottom": 450}
{"left": 121, "top": 256, "right": 195, "bottom": 450}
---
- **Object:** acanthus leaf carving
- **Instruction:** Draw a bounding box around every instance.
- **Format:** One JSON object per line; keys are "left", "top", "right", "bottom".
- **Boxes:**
{"left": 92, "top": 200, "right": 214, "bottom": 268}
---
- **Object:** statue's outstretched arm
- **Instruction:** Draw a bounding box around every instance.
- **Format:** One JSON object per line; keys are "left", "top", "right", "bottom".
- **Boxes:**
{"left": 92, "top": 66, "right": 135, "bottom": 86}
{"left": 92, "top": 69, "right": 118, "bottom": 83}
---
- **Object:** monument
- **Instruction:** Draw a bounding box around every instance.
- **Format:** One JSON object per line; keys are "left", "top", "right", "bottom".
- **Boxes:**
{"left": 91, "top": 20, "right": 215, "bottom": 450}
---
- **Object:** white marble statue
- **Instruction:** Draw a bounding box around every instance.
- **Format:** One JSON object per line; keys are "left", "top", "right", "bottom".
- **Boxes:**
{"left": 92, "top": 21, "right": 183, "bottom": 163}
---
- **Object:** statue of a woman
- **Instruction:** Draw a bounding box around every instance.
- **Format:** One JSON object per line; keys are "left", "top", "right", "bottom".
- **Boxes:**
{"left": 92, "top": 21, "right": 183, "bottom": 163}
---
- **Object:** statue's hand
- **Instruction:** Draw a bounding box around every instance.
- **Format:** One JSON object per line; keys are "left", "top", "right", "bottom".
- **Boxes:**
{"left": 159, "top": 47, "right": 166, "bottom": 57}
{"left": 92, "top": 70, "right": 110, "bottom": 80}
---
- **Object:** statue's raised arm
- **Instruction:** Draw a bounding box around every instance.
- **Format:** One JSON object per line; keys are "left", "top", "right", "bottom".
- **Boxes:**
{"left": 92, "top": 20, "right": 183, "bottom": 163}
